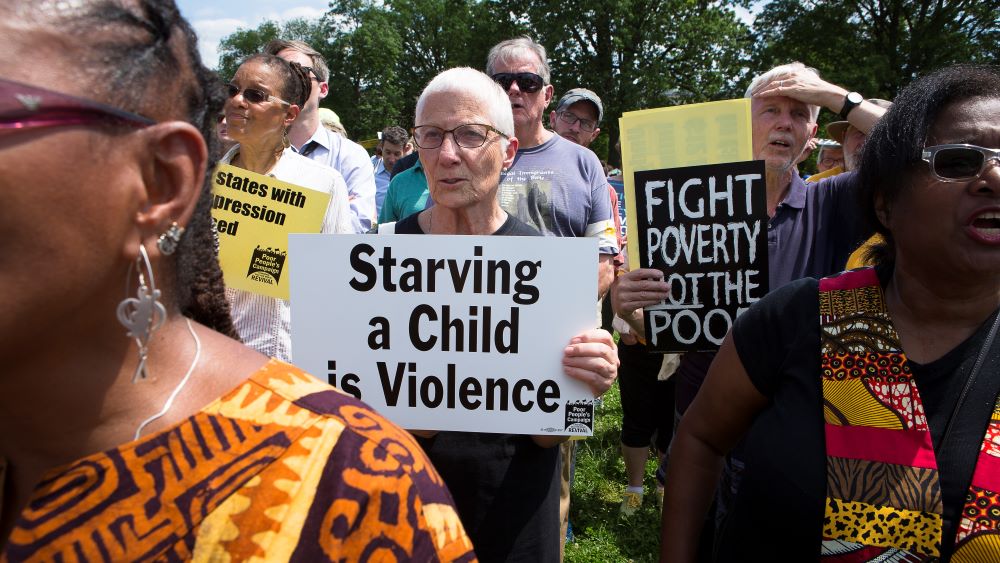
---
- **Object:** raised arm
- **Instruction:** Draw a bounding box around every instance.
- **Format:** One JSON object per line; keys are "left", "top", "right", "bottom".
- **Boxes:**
{"left": 753, "top": 70, "right": 888, "bottom": 134}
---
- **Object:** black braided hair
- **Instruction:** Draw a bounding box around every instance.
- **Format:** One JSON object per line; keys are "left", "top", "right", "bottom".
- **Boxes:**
{"left": 24, "top": 0, "right": 238, "bottom": 338}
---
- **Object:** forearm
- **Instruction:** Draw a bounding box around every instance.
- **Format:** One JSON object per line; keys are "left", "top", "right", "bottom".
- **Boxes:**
{"left": 598, "top": 255, "right": 614, "bottom": 298}
{"left": 660, "top": 427, "right": 726, "bottom": 562}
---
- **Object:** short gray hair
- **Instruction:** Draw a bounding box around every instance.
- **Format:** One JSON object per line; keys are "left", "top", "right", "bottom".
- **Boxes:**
{"left": 415, "top": 67, "right": 514, "bottom": 150}
{"left": 744, "top": 62, "right": 821, "bottom": 122}
{"left": 486, "top": 37, "right": 550, "bottom": 85}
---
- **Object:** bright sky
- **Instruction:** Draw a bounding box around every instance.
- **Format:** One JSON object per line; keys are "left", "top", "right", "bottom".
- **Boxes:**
{"left": 176, "top": 0, "right": 331, "bottom": 69}
{"left": 178, "top": 1, "right": 761, "bottom": 71}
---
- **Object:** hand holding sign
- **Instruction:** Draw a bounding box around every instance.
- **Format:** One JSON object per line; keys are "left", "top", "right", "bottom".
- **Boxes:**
{"left": 563, "top": 329, "right": 620, "bottom": 396}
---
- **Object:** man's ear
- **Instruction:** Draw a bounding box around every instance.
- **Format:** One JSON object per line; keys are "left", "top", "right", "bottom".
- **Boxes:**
{"left": 135, "top": 122, "right": 208, "bottom": 248}
{"left": 549, "top": 110, "right": 558, "bottom": 128}
{"left": 591, "top": 127, "right": 601, "bottom": 143}
{"left": 404, "top": 142, "right": 414, "bottom": 154}
{"left": 318, "top": 81, "right": 330, "bottom": 101}
{"left": 502, "top": 137, "right": 519, "bottom": 169}
{"left": 543, "top": 84, "right": 554, "bottom": 107}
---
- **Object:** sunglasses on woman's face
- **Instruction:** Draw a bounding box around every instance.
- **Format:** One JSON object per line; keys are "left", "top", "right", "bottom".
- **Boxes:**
{"left": 226, "top": 83, "right": 290, "bottom": 107}
{"left": 922, "top": 144, "right": 1000, "bottom": 182}
{"left": 0, "top": 76, "right": 155, "bottom": 131}
{"left": 490, "top": 72, "right": 545, "bottom": 94}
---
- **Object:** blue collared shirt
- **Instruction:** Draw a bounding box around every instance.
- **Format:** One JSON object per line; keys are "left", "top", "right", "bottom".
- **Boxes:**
{"left": 295, "top": 127, "right": 376, "bottom": 233}
{"left": 371, "top": 155, "right": 392, "bottom": 214}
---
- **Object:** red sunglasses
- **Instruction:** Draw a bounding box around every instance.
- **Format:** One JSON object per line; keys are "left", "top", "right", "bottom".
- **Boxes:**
{"left": 1, "top": 77, "right": 155, "bottom": 131}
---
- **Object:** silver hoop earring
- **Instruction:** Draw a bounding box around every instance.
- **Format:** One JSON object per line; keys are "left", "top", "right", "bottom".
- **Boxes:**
{"left": 157, "top": 222, "right": 185, "bottom": 255}
{"left": 117, "top": 244, "right": 167, "bottom": 383}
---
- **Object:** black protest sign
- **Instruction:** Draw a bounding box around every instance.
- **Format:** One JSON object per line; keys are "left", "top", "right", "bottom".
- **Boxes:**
{"left": 633, "top": 160, "right": 768, "bottom": 352}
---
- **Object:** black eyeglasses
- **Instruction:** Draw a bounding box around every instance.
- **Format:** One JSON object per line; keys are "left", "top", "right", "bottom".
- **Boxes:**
{"left": 301, "top": 66, "right": 321, "bottom": 82}
{"left": 490, "top": 72, "right": 545, "bottom": 94}
{"left": 1, "top": 76, "right": 155, "bottom": 131}
{"left": 557, "top": 111, "right": 598, "bottom": 132}
{"left": 922, "top": 144, "right": 1000, "bottom": 182}
{"left": 226, "top": 83, "right": 290, "bottom": 107}
{"left": 411, "top": 123, "right": 508, "bottom": 149}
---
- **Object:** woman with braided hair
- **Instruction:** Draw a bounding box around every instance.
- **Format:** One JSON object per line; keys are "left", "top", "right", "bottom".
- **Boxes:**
{"left": 0, "top": 1, "right": 473, "bottom": 560}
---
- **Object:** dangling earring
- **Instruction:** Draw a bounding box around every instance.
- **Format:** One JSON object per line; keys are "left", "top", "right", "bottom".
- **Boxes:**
{"left": 282, "top": 130, "right": 291, "bottom": 149}
{"left": 117, "top": 244, "right": 167, "bottom": 383}
{"left": 157, "top": 222, "right": 184, "bottom": 256}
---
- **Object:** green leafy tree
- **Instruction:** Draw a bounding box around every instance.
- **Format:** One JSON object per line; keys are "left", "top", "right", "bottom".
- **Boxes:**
{"left": 504, "top": 0, "right": 753, "bottom": 164}
{"left": 216, "top": 19, "right": 330, "bottom": 82}
{"left": 752, "top": 0, "right": 1000, "bottom": 102}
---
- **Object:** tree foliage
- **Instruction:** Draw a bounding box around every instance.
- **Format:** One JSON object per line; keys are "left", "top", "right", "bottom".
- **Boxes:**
{"left": 212, "top": 0, "right": 996, "bottom": 158}
{"left": 752, "top": 0, "right": 1000, "bottom": 102}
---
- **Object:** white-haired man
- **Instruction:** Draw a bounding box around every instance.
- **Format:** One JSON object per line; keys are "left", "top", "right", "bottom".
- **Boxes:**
{"left": 487, "top": 37, "right": 621, "bottom": 556}
{"left": 487, "top": 37, "right": 618, "bottom": 298}
{"left": 264, "top": 39, "right": 376, "bottom": 233}
{"left": 612, "top": 63, "right": 887, "bottom": 551}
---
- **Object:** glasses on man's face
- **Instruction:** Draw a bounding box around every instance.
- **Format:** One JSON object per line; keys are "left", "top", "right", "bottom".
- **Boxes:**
{"left": 0, "top": 77, "right": 155, "bottom": 131}
{"left": 301, "top": 66, "right": 321, "bottom": 82}
{"left": 922, "top": 144, "right": 1000, "bottom": 182}
{"left": 411, "top": 123, "right": 508, "bottom": 149}
{"left": 820, "top": 157, "right": 843, "bottom": 167}
{"left": 226, "top": 83, "right": 290, "bottom": 107}
{"left": 557, "top": 111, "right": 597, "bottom": 132}
{"left": 490, "top": 72, "right": 545, "bottom": 94}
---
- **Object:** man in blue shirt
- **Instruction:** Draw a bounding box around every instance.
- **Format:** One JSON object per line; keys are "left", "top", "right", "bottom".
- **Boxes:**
{"left": 265, "top": 40, "right": 377, "bottom": 233}
{"left": 371, "top": 125, "right": 413, "bottom": 215}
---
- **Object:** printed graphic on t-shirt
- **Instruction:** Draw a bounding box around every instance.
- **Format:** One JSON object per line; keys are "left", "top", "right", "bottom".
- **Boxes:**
{"left": 499, "top": 171, "right": 557, "bottom": 235}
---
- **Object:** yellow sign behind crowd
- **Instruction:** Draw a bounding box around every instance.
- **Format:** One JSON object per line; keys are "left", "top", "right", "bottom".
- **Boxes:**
{"left": 619, "top": 99, "right": 753, "bottom": 270}
{"left": 211, "top": 163, "right": 331, "bottom": 299}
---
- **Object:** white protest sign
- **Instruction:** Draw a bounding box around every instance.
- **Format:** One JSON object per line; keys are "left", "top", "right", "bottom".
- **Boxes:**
{"left": 289, "top": 234, "right": 599, "bottom": 436}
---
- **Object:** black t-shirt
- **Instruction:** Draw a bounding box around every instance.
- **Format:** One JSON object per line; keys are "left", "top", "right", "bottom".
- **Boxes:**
{"left": 394, "top": 211, "right": 540, "bottom": 237}
{"left": 721, "top": 273, "right": 1000, "bottom": 561}
{"left": 395, "top": 211, "right": 553, "bottom": 562}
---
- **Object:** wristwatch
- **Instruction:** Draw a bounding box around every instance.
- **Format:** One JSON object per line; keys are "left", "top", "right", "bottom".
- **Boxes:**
{"left": 839, "top": 92, "right": 864, "bottom": 119}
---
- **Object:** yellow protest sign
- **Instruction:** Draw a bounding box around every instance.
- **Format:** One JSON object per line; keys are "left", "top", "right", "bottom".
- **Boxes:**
{"left": 619, "top": 99, "right": 753, "bottom": 270}
{"left": 211, "top": 163, "right": 331, "bottom": 299}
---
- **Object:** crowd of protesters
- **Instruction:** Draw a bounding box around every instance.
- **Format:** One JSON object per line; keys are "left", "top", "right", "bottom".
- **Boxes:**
{"left": 3, "top": 1, "right": 1000, "bottom": 562}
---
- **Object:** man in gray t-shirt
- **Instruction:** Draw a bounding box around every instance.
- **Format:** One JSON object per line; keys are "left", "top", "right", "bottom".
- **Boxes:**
{"left": 487, "top": 38, "right": 618, "bottom": 298}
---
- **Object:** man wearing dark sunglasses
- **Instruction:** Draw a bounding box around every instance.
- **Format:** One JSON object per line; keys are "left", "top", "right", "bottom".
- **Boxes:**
{"left": 488, "top": 36, "right": 621, "bottom": 560}
{"left": 486, "top": 37, "right": 618, "bottom": 297}
{"left": 264, "top": 39, "right": 376, "bottom": 233}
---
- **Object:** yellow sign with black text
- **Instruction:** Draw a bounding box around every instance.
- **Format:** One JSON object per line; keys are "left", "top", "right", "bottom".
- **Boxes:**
{"left": 211, "top": 163, "right": 331, "bottom": 299}
{"left": 619, "top": 100, "right": 753, "bottom": 270}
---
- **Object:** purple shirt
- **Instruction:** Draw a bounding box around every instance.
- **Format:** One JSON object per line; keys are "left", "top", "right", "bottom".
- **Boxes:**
{"left": 766, "top": 171, "right": 867, "bottom": 289}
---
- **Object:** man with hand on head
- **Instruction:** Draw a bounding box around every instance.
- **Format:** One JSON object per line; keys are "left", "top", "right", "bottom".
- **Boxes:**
{"left": 613, "top": 62, "right": 887, "bottom": 548}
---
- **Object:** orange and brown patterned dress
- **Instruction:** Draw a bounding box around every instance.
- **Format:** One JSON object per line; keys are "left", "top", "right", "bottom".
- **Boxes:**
{"left": 2, "top": 360, "right": 476, "bottom": 562}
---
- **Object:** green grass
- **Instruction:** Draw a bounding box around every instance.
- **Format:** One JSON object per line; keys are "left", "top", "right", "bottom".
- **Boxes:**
{"left": 565, "top": 382, "right": 663, "bottom": 562}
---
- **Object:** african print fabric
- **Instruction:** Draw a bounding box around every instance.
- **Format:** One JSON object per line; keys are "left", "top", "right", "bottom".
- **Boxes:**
{"left": 2, "top": 359, "right": 476, "bottom": 562}
{"left": 818, "top": 268, "right": 1000, "bottom": 562}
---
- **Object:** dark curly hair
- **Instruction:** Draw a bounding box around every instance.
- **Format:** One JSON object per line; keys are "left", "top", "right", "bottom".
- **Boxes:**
{"left": 857, "top": 64, "right": 1000, "bottom": 266}
{"left": 22, "top": 0, "right": 239, "bottom": 338}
